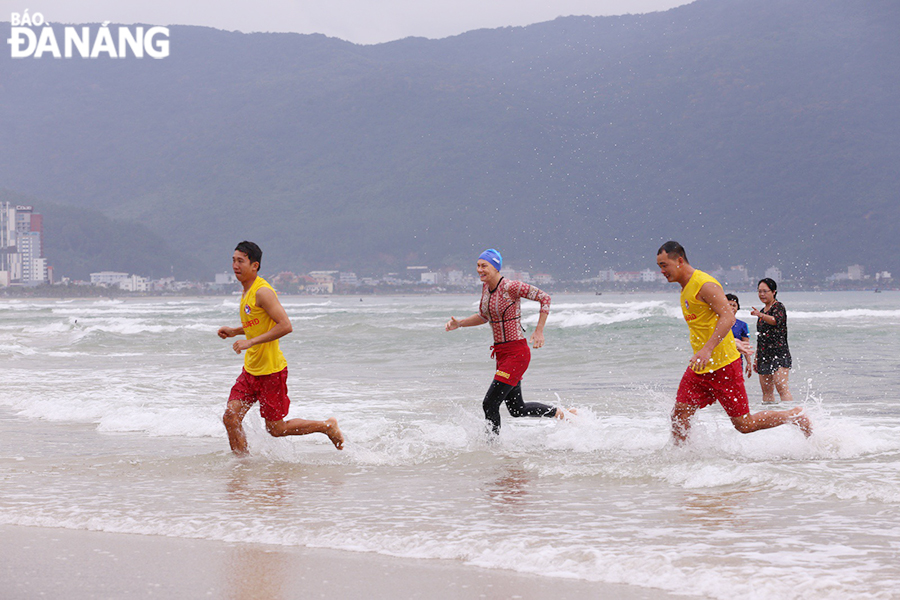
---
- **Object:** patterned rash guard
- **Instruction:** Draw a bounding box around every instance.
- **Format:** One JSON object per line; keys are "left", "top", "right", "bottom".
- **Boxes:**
{"left": 479, "top": 278, "right": 551, "bottom": 344}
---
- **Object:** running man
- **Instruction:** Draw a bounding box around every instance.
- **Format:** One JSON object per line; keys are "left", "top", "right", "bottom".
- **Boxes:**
{"left": 218, "top": 241, "right": 343, "bottom": 456}
{"left": 445, "top": 248, "right": 573, "bottom": 434}
{"left": 656, "top": 241, "right": 811, "bottom": 444}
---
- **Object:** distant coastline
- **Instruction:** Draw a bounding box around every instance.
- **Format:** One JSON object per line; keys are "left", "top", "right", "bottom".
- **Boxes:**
{"left": 2, "top": 282, "right": 896, "bottom": 300}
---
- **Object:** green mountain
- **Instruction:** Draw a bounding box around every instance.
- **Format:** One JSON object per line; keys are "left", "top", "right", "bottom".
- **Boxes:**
{"left": 1, "top": 0, "right": 897, "bottom": 280}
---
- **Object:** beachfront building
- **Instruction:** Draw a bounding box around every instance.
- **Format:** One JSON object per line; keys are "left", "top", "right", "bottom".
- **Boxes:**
{"left": 764, "top": 266, "right": 783, "bottom": 281}
{"left": 829, "top": 265, "right": 867, "bottom": 282}
{"left": 421, "top": 271, "right": 446, "bottom": 285}
{"left": 90, "top": 271, "right": 131, "bottom": 287}
{"left": 597, "top": 269, "right": 616, "bottom": 282}
{"left": 339, "top": 272, "right": 359, "bottom": 286}
{"left": 640, "top": 269, "right": 665, "bottom": 283}
{"left": 722, "top": 265, "right": 750, "bottom": 287}
{"left": 119, "top": 275, "right": 150, "bottom": 292}
{"left": 504, "top": 267, "right": 531, "bottom": 283}
{"left": 0, "top": 203, "right": 51, "bottom": 286}
{"left": 614, "top": 271, "right": 641, "bottom": 283}
{"left": 308, "top": 271, "right": 337, "bottom": 293}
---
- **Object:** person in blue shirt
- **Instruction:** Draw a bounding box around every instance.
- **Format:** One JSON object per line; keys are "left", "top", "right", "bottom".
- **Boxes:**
{"left": 726, "top": 293, "right": 753, "bottom": 378}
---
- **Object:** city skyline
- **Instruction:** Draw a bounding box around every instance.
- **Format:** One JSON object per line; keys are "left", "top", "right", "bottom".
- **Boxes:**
{"left": 0, "top": 203, "right": 51, "bottom": 287}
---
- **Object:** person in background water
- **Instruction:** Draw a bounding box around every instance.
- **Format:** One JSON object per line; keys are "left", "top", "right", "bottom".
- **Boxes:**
{"left": 656, "top": 241, "right": 811, "bottom": 445}
{"left": 726, "top": 293, "right": 754, "bottom": 378}
{"left": 445, "top": 248, "right": 574, "bottom": 434}
{"left": 751, "top": 278, "right": 794, "bottom": 404}
{"left": 218, "top": 241, "right": 344, "bottom": 456}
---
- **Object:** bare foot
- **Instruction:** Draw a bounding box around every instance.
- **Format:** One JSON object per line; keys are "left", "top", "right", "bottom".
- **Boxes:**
{"left": 555, "top": 407, "right": 578, "bottom": 421}
{"left": 324, "top": 417, "right": 344, "bottom": 450}
{"left": 787, "top": 408, "right": 812, "bottom": 438}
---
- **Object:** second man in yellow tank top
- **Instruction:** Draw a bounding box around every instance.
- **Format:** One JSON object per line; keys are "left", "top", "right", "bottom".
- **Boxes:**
{"left": 656, "top": 241, "right": 812, "bottom": 445}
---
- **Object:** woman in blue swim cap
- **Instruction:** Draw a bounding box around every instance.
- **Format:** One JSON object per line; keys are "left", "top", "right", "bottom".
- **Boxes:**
{"left": 445, "top": 248, "right": 575, "bottom": 434}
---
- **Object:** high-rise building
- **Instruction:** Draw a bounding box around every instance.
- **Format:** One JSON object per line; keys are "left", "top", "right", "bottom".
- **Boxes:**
{"left": 0, "top": 203, "right": 50, "bottom": 286}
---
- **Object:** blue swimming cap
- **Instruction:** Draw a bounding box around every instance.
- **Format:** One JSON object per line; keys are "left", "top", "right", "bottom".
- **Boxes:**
{"left": 478, "top": 248, "right": 502, "bottom": 271}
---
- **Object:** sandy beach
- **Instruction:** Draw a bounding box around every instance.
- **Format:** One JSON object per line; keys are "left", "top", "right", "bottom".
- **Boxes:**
{"left": 0, "top": 524, "right": 680, "bottom": 599}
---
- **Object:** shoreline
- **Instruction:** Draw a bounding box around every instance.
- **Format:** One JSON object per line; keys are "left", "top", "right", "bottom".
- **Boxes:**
{"left": 0, "top": 524, "right": 687, "bottom": 600}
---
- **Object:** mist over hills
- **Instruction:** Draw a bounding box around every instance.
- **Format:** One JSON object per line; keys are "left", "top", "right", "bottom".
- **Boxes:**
{"left": 1, "top": 0, "right": 897, "bottom": 281}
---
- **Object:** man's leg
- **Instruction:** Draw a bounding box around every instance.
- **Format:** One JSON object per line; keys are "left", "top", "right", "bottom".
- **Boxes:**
{"left": 504, "top": 383, "right": 558, "bottom": 420}
{"left": 774, "top": 367, "right": 794, "bottom": 403}
{"left": 265, "top": 417, "right": 344, "bottom": 449}
{"left": 759, "top": 373, "right": 777, "bottom": 404}
{"left": 671, "top": 402, "right": 700, "bottom": 446}
{"left": 730, "top": 407, "right": 811, "bottom": 437}
{"left": 223, "top": 399, "right": 253, "bottom": 456}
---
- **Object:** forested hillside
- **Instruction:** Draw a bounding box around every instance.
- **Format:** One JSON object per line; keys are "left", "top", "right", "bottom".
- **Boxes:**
{"left": 1, "top": 0, "right": 897, "bottom": 279}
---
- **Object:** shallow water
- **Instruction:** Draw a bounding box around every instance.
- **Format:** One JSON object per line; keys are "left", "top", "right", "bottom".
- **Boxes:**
{"left": 1, "top": 291, "right": 898, "bottom": 598}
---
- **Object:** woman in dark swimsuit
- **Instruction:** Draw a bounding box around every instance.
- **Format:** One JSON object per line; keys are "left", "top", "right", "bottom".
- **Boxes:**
{"left": 751, "top": 278, "right": 794, "bottom": 404}
{"left": 445, "top": 248, "right": 573, "bottom": 434}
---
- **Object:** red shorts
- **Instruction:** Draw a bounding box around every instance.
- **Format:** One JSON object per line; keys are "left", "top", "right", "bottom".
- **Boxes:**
{"left": 492, "top": 339, "right": 531, "bottom": 385}
{"left": 229, "top": 367, "right": 290, "bottom": 421}
{"left": 675, "top": 359, "right": 749, "bottom": 418}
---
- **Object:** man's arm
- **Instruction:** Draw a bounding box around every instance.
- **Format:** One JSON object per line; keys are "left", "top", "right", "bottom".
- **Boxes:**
{"left": 690, "top": 282, "right": 736, "bottom": 371}
{"left": 232, "top": 287, "right": 293, "bottom": 354}
{"left": 218, "top": 325, "right": 243, "bottom": 339}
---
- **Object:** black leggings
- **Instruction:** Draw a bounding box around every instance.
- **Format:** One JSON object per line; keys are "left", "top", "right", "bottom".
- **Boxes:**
{"left": 482, "top": 380, "right": 557, "bottom": 434}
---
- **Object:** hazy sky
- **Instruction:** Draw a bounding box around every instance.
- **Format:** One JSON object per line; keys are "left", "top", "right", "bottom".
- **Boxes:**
{"left": 2, "top": 0, "right": 693, "bottom": 44}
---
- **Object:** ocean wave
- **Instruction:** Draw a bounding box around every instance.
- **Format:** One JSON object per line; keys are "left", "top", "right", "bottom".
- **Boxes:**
{"left": 790, "top": 308, "right": 900, "bottom": 320}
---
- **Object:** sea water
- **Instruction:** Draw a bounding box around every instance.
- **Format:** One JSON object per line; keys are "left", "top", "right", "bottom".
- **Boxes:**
{"left": 1, "top": 291, "right": 898, "bottom": 599}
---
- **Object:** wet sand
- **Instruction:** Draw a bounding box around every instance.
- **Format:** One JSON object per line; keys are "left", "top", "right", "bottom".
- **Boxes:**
{"left": 0, "top": 524, "right": 686, "bottom": 599}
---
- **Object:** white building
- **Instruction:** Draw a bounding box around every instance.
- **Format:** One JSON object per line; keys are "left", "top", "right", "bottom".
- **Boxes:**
{"left": 722, "top": 265, "right": 750, "bottom": 287}
{"left": 615, "top": 271, "right": 641, "bottom": 283}
{"left": 0, "top": 203, "right": 49, "bottom": 286}
{"left": 597, "top": 269, "right": 616, "bottom": 282}
{"left": 640, "top": 269, "right": 664, "bottom": 283}
{"left": 505, "top": 267, "right": 531, "bottom": 283}
{"left": 308, "top": 271, "right": 336, "bottom": 293}
{"left": 339, "top": 272, "right": 359, "bottom": 286}
{"left": 764, "top": 266, "right": 783, "bottom": 282}
{"left": 17, "top": 231, "right": 47, "bottom": 285}
{"left": 421, "top": 272, "right": 444, "bottom": 285}
{"left": 91, "top": 271, "right": 130, "bottom": 287}
{"left": 119, "top": 275, "right": 149, "bottom": 292}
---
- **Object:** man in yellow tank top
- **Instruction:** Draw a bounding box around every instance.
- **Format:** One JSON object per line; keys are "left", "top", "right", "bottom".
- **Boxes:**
{"left": 656, "top": 241, "right": 812, "bottom": 445}
{"left": 217, "top": 241, "right": 344, "bottom": 456}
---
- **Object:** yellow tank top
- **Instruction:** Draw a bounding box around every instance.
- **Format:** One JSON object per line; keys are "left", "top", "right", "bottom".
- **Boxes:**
{"left": 240, "top": 276, "right": 288, "bottom": 376}
{"left": 681, "top": 269, "right": 740, "bottom": 374}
